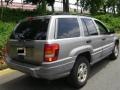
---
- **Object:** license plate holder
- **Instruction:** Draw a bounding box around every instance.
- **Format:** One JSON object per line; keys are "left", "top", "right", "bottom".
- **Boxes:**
{"left": 17, "top": 48, "right": 26, "bottom": 56}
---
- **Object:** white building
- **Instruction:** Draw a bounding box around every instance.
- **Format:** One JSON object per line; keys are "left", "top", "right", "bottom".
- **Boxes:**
{"left": 3, "top": 0, "right": 83, "bottom": 13}
{"left": 48, "top": 0, "right": 82, "bottom": 13}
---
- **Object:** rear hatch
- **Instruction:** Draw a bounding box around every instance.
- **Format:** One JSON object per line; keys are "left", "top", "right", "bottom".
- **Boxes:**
{"left": 7, "top": 17, "right": 50, "bottom": 65}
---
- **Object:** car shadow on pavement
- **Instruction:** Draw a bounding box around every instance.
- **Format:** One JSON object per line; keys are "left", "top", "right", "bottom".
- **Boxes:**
{"left": 0, "top": 74, "right": 77, "bottom": 90}
{"left": 0, "top": 58, "right": 112, "bottom": 90}
{"left": 89, "top": 58, "right": 112, "bottom": 79}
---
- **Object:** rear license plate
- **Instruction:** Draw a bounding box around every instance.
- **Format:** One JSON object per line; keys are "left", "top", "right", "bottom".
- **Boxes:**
{"left": 17, "top": 48, "right": 26, "bottom": 56}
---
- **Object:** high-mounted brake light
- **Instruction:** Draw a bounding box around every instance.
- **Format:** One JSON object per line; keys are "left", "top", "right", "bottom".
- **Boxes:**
{"left": 44, "top": 44, "right": 59, "bottom": 62}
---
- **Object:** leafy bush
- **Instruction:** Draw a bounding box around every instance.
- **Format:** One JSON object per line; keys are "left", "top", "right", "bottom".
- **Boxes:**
{"left": 0, "top": 7, "right": 52, "bottom": 23}
{"left": 0, "top": 21, "right": 15, "bottom": 69}
{"left": 0, "top": 21, "right": 15, "bottom": 49}
{"left": 0, "top": 8, "right": 39, "bottom": 22}
{"left": 0, "top": 59, "right": 7, "bottom": 70}
{"left": 94, "top": 14, "right": 120, "bottom": 32}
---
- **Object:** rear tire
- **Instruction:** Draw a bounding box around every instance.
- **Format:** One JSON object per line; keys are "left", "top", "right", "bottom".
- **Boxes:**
{"left": 67, "top": 56, "right": 90, "bottom": 88}
{"left": 109, "top": 44, "right": 119, "bottom": 60}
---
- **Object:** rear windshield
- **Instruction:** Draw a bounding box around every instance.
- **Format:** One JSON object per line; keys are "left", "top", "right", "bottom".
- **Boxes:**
{"left": 10, "top": 18, "right": 50, "bottom": 40}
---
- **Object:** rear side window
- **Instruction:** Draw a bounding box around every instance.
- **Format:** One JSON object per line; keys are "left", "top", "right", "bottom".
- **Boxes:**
{"left": 57, "top": 18, "right": 80, "bottom": 39}
{"left": 11, "top": 19, "right": 49, "bottom": 40}
{"left": 81, "top": 19, "right": 89, "bottom": 36}
{"left": 82, "top": 18, "right": 98, "bottom": 36}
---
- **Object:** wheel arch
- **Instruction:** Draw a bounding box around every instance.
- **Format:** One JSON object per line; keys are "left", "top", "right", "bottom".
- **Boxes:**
{"left": 115, "top": 39, "right": 119, "bottom": 45}
{"left": 75, "top": 51, "right": 92, "bottom": 64}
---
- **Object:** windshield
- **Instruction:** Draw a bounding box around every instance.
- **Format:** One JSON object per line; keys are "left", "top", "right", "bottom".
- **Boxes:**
{"left": 10, "top": 18, "right": 50, "bottom": 40}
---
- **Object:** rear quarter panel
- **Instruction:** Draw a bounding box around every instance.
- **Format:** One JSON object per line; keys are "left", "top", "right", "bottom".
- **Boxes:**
{"left": 47, "top": 16, "right": 93, "bottom": 62}
{"left": 47, "top": 37, "right": 93, "bottom": 62}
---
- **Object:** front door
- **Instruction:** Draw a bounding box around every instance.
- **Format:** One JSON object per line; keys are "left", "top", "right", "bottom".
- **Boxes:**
{"left": 94, "top": 20, "right": 114, "bottom": 58}
{"left": 81, "top": 18, "right": 103, "bottom": 63}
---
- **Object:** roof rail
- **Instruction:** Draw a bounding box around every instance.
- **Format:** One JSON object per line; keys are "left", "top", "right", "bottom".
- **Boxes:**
{"left": 52, "top": 12, "right": 91, "bottom": 17}
{"left": 52, "top": 12, "right": 71, "bottom": 15}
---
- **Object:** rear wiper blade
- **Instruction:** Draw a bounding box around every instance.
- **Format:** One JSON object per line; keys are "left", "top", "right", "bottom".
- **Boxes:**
{"left": 24, "top": 39, "right": 33, "bottom": 41}
{"left": 15, "top": 33, "right": 25, "bottom": 40}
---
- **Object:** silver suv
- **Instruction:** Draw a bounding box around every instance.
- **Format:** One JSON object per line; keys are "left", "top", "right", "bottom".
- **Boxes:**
{"left": 5, "top": 15, "right": 119, "bottom": 88}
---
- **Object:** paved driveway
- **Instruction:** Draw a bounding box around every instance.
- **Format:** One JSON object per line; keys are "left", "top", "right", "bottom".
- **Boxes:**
{"left": 0, "top": 48, "right": 120, "bottom": 90}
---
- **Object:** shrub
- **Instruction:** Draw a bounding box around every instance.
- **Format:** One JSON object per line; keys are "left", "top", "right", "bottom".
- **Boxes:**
{"left": 0, "top": 8, "right": 39, "bottom": 22}
{"left": 0, "top": 7, "right": 52, "bottom": 23}
{"left": 0, "top": 21, "right": 15, "bottom": 49}
{"left": 94, "top": 14, "right": 120, "bottom": 32}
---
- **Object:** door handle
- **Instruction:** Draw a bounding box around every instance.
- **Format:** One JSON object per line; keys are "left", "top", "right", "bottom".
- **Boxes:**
{"left": 86, "top": 40, "right": 92, "bottom": 44}
{"left": 102, "top": 38, "right": 106, "bottom": 41}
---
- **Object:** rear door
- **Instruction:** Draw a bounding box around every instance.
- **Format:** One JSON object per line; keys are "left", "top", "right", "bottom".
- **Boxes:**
{"left": 81, "top": 18, "right": 103, "bottom": 63}
{"left": 8, "top": 18, "right": 50, "bottom": 65}
{"left": 94, "top": 20, "right": 114, "bottom": 58}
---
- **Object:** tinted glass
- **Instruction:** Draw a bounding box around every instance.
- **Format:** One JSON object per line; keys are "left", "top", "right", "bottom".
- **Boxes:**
{"left": 81, "top": 19, "right": 89, "bottom": 36}
{"left": 83, "top": 19, "right": 98, "bottom": 35}
{"left": 57, "top": 18, "right": 80, "bottom": 39}
{"left": 10, "top": 19, "right": 49, "bottom": 40}
{"left": 95, "top": 20, "right": 108, "bottom": 34}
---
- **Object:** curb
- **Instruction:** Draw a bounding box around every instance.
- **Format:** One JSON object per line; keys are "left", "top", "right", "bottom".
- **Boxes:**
{"left": 0, "top": 68, "right": 16, "bottom": 77}
{"left": 0, "top": 64, "right": 8, "bottom": 70}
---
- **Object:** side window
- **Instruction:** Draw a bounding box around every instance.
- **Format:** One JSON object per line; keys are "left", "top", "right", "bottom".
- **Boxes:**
{"left": 83, "top": 18, "right": 98, "bottom": 35}
{"left": 57, "top": 18, "right": 80, "bottom": 39}
{"left": 95, "top": 20, "right": 108, "bottom": 34}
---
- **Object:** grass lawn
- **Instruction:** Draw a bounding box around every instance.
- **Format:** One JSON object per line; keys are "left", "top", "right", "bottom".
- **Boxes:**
{"left": 0, "top": 58, "right": 7, "bottom": 70}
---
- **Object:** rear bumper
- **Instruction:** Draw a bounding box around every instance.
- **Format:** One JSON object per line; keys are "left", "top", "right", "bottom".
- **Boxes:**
{"left": 5, "top": 56, "right": 75, "bottom": 80}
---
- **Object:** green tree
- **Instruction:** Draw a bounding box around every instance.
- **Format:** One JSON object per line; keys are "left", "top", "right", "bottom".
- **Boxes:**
{"left": 117, "top": 0, "right": 120, "bottom": 15}
{"left": 5, "top": 0, "right": 13, "bottom": 5}
{"left": 1, "top": 0, "right": 3, "bottom": 19}
{"left": 24, "top": 0, "right": 46, "bottom": 14}
{"left": 21, "top": 0, "right": 70, "bottom": 13}
{"left": 23, "top": 0, "right": 39, "bottom": 4}
{"left": 63, "top": 0, "right": 69, "bottom": 12}
{"left": 24, "top": 0, "right": 55, "bottom": 13}
{"left": 80, "top": 0, "right": 105, "bottom": 14}
{"left": 102, "top": 0, "right": 108, "bottom": 13}
{"left": 106, "top": 0, "right": 117, "bottom": 14}
{"left": 46, "top": 0, "right": 55, "bottom": 12}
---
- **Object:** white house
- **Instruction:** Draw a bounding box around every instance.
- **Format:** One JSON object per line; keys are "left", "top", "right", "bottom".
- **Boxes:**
{"left": 3, "top": 0, "right": 83, "bottom": 13}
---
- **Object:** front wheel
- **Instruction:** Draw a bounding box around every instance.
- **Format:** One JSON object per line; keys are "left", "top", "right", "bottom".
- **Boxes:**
{"left": 67, "top": 56, "right": 90, "bottom": 88}
{"left": 109, "top": 44, "right": 119, "bottom": 60}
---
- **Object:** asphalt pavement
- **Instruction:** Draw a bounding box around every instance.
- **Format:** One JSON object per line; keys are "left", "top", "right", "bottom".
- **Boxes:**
{"left": 0, "top": 50, "right": 120, "bottom": 90}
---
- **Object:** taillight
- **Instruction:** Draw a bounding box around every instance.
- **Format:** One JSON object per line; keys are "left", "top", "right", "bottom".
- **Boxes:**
{"left": 44, "top": 44, "right": 59, "bottom": 62}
